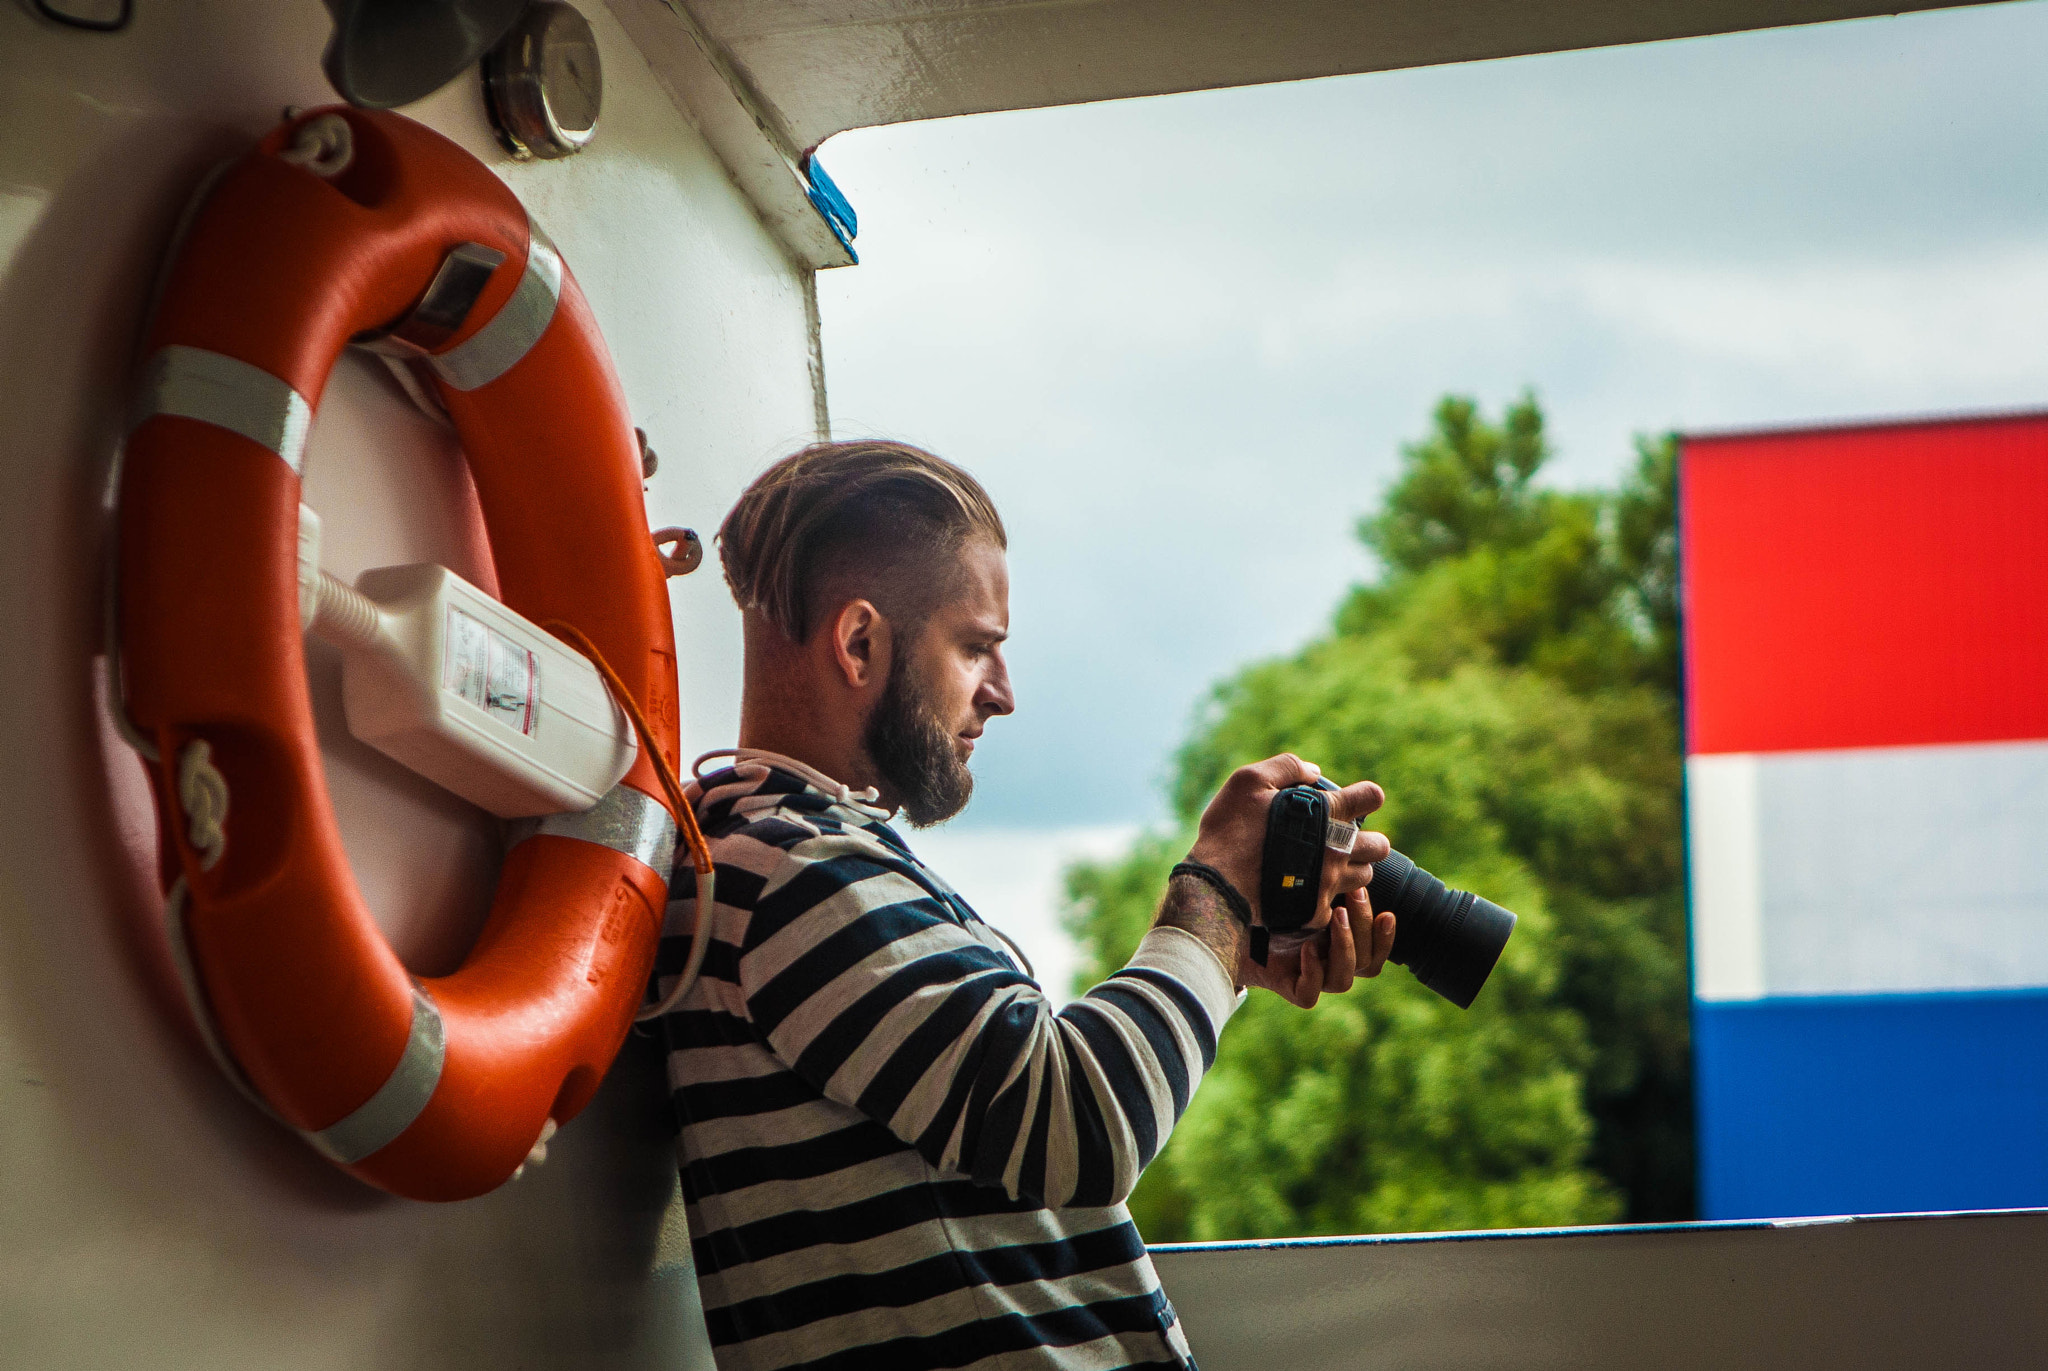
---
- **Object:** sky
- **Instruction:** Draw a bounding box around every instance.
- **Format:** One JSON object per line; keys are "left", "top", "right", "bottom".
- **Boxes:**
{"left": 808, "top": 1, "right": 2048, "bottom": 986}
{"left": 814, "top": 0, "right": 2048, "bottom": 850}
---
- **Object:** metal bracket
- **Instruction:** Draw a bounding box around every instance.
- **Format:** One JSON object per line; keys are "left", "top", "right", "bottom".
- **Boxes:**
{"left": 355, "top": 242, "right": 508, "bottom": 358}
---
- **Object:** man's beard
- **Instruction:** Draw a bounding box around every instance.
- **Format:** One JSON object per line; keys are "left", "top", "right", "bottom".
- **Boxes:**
{"left": 863, "top": 655, "right": 974, "bottom": 828}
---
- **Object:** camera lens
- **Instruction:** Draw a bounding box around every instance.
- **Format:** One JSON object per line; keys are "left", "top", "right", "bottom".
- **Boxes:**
{"left": 1366, "top": 850, "right": 1516, "bottom": 1009}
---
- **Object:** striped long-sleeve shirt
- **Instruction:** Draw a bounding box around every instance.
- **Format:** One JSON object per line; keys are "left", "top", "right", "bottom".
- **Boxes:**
{"left": 652, "top": 757, "right": 1242, "bottom": 1371}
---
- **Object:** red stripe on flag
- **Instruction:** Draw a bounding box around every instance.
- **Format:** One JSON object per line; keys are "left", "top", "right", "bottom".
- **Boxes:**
{"left": 1682, "top": 412, "right": 2048, "bottom": 755}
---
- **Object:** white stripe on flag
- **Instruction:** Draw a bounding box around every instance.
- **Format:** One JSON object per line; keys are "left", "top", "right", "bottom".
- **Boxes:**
{"left": 1689, "top": 740, "right": 2048, "bottom": 1000}
{"left": 1689, "top": 754, "right": 1764, "bottom": 1001}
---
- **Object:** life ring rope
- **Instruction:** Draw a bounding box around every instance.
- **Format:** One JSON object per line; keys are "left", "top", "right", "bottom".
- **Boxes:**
{"left": 276, "top": 112, "right": 354, "bottom": 178}
{"left": 174, "top": 740, "right": 228, "bottom": 871}
{"left": 161, "top": 868, "right": 458, "bottom": 1170}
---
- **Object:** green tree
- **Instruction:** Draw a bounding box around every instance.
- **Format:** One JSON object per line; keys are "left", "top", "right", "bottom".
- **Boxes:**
{"left": 1064, "top": 393, "right": 1690, "bottom": 1240}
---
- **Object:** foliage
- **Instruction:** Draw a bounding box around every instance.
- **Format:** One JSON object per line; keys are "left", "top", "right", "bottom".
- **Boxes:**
{"left": 1063, "top": 393, "right": 1690, "bottom": 1240}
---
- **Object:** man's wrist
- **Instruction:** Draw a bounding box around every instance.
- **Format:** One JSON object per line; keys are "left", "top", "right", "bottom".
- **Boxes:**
{"left": 1169, "top": 860, "right": 1254, "bottom": 927}
{"left": 1157, "top": 870, "right": 1248, "bottom": 988}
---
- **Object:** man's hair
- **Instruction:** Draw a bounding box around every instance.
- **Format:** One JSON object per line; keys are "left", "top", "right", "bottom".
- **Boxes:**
{"left": 718, "top": 440, "right": 1007, "bottom": 644}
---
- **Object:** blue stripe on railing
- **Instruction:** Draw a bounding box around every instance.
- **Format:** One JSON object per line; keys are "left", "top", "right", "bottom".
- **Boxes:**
{"left": 1149, "top": 1206, "right": 2048, "bottom": 1254}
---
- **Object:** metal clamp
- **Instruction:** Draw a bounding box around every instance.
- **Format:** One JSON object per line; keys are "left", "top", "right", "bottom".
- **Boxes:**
{"left": 354, "top": 242, "right": 508, "bottom": 359}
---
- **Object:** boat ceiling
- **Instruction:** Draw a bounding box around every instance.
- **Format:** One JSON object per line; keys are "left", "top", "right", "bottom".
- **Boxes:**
{"left": 679, "top": 0, "right": 1982, "bottom": 149}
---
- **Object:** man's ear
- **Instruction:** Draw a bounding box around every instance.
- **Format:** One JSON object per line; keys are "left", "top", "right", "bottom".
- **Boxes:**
{"left": 827, "top": 598, "right": 892, "bottom": 690}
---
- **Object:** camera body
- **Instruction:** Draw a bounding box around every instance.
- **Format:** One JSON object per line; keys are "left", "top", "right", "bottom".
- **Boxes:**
{"left": 1258, "top": 784, "right": 1344, "bottom": 934}
{"left": 1258, "top": 779, "right": 1518, "bottom": 1009}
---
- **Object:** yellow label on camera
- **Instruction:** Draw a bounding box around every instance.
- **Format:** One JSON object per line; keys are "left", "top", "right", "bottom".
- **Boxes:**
{"left": 1282, "top": 875, "right": 1300, "bottom": 887}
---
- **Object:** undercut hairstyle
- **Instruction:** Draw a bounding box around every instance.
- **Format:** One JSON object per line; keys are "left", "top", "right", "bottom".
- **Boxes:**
{"left": 718, "top": 440, "right": 1007, "bottom": 644}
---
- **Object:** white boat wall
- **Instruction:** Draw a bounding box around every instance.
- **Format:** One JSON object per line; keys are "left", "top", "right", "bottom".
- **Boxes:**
{"left": 0, "top": 4, "right": 817, "bottom": 1364}
{"left": 5, "top": 2, "right": 2045, "bottom": 1369}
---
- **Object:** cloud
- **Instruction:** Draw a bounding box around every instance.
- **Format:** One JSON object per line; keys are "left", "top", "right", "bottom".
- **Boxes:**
{"left": 817, "top": 0, "right": 2048, "bottom": 827}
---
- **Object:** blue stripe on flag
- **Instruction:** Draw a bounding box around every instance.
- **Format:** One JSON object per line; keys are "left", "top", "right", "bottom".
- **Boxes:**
{"left": 1696, "top": 989, "right": 2048, "bottom": 1219}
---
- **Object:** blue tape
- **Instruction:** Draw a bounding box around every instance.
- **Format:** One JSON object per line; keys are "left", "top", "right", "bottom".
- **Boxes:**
{"left": 802, "top": 153, "right": 859, "bottom": 261}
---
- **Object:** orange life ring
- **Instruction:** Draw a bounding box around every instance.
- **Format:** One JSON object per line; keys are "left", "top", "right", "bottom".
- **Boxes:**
{"left": 114, "top": 107, "right": 681, "bottom": 1200}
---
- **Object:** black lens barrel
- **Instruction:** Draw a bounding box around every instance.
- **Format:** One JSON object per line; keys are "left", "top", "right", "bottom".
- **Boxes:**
{"left": 1367, "top": 850, "right": 1517, "bottom": 1009}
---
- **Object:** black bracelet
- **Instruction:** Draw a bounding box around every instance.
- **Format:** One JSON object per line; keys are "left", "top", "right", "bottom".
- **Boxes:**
{"left": 1170, "top": 860, "right": 1275, "bottom": 967}
{"left": 1169, "top": 860, "right": 1254, "bottom": 928}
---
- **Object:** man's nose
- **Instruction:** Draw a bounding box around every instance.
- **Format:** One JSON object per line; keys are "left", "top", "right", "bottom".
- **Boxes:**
{"left": 981, "top": 655, "right": 1016, "bottom": 717}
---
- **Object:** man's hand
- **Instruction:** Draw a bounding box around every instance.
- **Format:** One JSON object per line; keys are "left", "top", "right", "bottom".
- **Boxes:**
{"left": 1179, "top": 753, "right": 1396, "bottom": 1005}
{"left": 1240, "top": 895, "right": 1397, "bottom": 1007}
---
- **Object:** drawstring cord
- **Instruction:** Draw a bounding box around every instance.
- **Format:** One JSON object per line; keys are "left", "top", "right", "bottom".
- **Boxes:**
{"left": 691, "top": 748, "right": 1037, "bottom": 980}
{"left": 692, "top": 746, "right": 892, "bottom": 820}
{"left": 982, "top": 922, "right": 1036, "bottom": 981}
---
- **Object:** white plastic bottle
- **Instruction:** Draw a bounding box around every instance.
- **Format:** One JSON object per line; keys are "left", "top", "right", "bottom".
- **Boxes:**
{"left": 297, "top": 509, "right": 636, "bottom": 817}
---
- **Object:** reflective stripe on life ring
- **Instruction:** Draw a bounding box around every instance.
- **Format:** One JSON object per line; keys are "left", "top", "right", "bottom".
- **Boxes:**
{"left": 507, "top": 780, "right": 678, "bottom": 875}
{"left": 133, "top": 345, "right": 313, "bottom": 473}
{"left": 307, "top": 985, "right": 445, "bottom": 1165}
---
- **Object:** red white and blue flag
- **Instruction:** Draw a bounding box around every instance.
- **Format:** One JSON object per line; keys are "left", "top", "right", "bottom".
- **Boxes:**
{"left": 1683, "top": 412, "right": 2048, "bottom": 1219}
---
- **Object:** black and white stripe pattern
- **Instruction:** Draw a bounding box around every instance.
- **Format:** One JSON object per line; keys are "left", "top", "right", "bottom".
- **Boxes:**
{"left": 654, "top": 760, "right": 1239, "bottom": 1370}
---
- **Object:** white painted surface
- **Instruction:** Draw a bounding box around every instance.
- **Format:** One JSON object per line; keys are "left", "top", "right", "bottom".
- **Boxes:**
{"left": 0, "top": 2, "right": 818, "bottom": 1364}
{"left": 1691, "top": 741, "right": 2048, "bottom": 1000}
{"left": 606, "top": 0, "right": 853, "bottom": 271}
{"left": 1688, "top": 753, "right": 1764, "bottom": 1001}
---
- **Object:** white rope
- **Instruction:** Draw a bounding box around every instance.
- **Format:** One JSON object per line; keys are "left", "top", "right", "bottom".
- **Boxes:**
{"left": 100, "top": 466, "right": 269, "bottom": 1116}
{"left": 367, "top": 353, "right": 453, "bottom": 426}
{"left": 176, "top": 739, "right": 228, "bottom": 871}
{"left": 510, "top": 1117, "right": 559, "bottom": 1181}
{"left": 99, "top": 532, "right": 159, "bottom": 763}
{"left": 101, "top": 153, "right": 246, "bottom": 768}
{"left": 277, "top": 113, "right": 354, "bottom": 177}
{"left": 162, "top": 876, "right": 279, "bottom": 1120}
{"left": 984, "top": 923, "right": 1037, "bottom": 981}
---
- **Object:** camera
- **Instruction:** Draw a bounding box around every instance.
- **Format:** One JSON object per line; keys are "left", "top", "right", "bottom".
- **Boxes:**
{"left": 1259, "top": 779, "right": 1516, "bottom": 1009}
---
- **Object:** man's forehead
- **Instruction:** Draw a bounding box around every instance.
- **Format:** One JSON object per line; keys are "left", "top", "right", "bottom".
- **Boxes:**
{"left": 944, "top": 539, "right": 1009, "bottom": 628}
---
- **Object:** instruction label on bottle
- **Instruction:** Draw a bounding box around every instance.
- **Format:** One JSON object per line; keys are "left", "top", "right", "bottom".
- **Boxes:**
{"left": 444, "top": 607, "right": 538, "bottom": 737}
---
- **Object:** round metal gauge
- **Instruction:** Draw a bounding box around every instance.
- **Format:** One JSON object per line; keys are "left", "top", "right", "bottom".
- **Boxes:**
{"left": 482, "top": 2, "right": 602, "bottom": 161}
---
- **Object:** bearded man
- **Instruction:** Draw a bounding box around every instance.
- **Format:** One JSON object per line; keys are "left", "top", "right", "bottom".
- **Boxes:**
{"left": 653, "top": 440, "right": 1397, "bottom": 1371}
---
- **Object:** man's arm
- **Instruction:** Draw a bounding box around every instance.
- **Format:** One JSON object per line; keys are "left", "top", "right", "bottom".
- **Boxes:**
{"left": 733, "top": 838, "right": 1238, "bottom": 1210}
{"left": 729, "top": 754, "right": 1393, "bottom": 1208}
